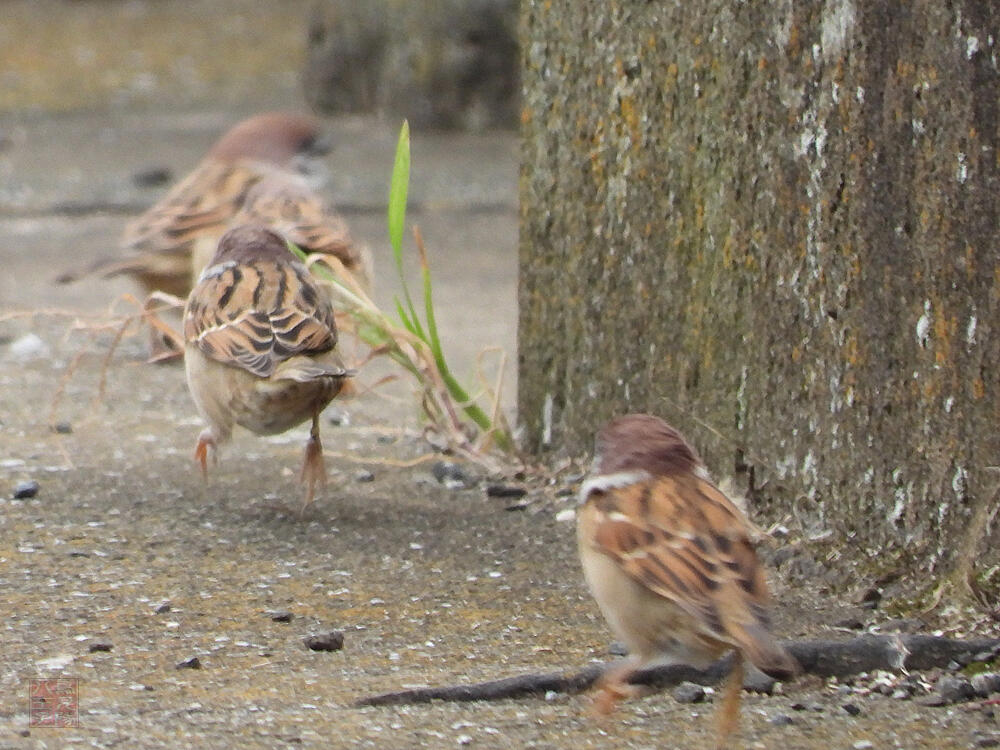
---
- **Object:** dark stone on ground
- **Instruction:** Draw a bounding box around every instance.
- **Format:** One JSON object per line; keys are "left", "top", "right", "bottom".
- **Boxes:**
{"left": 13, "top": 480, "right": 39, "bottom": 499}
{"left": 304, "top": 631, "right": 345, "bottom": 652}
{"left": 672, "top": 681, "right": 706, "bottom": 704}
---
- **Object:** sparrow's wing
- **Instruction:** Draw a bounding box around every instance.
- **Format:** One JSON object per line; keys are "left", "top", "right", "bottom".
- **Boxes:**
{"left": 184, "top": 257, "right": 338, "bottom": 378}
{"left": 122, "top": 159, "right": 265, "bottom": 255}
{"left": 233, "top": 173, "right": 364, "bottom": 282}
{"left": 584, "top": 474, "right": 773, "bottom": 645}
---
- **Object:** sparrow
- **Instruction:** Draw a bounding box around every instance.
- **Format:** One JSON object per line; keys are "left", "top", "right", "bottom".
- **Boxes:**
{"left": 576, "top": 413, "right": 798, "bottom": 748}
{"left": 57, "top": 111, "right": 333, "bottom": 299}
{"left": 183, "top": 224, "right": 352, "bottom": 511}
{"left": 218, "top": 169, "right": 372, "bottom": 293}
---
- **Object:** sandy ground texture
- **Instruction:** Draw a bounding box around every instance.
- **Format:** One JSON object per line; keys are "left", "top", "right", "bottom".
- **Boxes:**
{"left": 1, "top": 106, "right": 999, "bottom": 750}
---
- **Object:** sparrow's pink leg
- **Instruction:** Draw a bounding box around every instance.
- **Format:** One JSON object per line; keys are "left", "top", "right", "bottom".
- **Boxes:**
{"left": 300, "top": 413, "right": 327, "bottom": 513}
{"left": 715, "top": 654, "right": 744, "bottom": 750}
{"left": 194, "top": 429, "right": 216, "bottom": 479}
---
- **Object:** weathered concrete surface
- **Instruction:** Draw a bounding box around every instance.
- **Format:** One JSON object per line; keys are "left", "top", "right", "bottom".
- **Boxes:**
{"left": 519, "top": 1, "right": 1000, "bottom": 586}
{"left": 0, "top": 0, "right": 314, "bottom": 114}
{"left": 304, "top": 0, "right": 519, "bottom": 130}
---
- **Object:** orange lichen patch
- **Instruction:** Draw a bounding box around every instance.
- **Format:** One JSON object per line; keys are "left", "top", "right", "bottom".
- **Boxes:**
{"left": 933, "top": 313, "right": 957, "bottom": 366}
{"left": 849, "top": 255, "right": 862, "bottom": 279}
{"left": 963, "top": 244, "right": 976, "bottom": 280}
{"left": 721, "top": 234, "right": 736, "bottom": 268}
{"left": 973, "top": 377, "right": 986, "bottom": 400}
{"left": 844, "top": 334, "right": 861, "bottom": 366}
{"left": 619, "top": 95, "right": 641, "bottom": 149}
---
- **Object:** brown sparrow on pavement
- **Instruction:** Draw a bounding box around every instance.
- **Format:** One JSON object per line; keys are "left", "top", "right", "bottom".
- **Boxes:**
{"left": 577, "top": 413, "right": 798, "bottom": 747}
{"left": 57, "top": 111, "right": 333, "bottom": 298}
{"left": 220, "top": 169, "right": 371, "bottom": 292}
{"left": 183, "top": 224, "right": 352, "bottom": 511}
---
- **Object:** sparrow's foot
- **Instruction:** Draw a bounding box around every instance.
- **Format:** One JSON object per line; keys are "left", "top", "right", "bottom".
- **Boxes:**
{"left": 590, "top": 660, "right": 640, "bottom": 717}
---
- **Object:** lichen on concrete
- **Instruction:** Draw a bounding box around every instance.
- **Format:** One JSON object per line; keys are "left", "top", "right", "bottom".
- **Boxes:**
{"left": 519, "top": 0, "right": 1000, "bottom": 583}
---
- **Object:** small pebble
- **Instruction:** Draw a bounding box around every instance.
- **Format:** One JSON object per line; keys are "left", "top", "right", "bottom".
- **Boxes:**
{"left": 852, "top": 742, "right": 874, "bottom": 750}
{"left": 842, "top": 703, "right": 862, "bottom": 716}
{"left": 485, "top": 484, "right": 526, "bottom": 499}
{"left": 154, "top": 602, "right": 171, "bottom": 614}
{"left": 608, "top": 641, "right": 628, "bottom": 657}
{"left": 432, "top": 461, "right": 475, "bottom": 489}
{"left": 354, "top": 470, "right": 375, "bottom": 483}
{"left": 504, "top": 501, "right": 529, "bottom": 511}
{"left": 834, "top": 617, "right": 865, "bottom": 630}
{"left": 304, "top": 631, "right": 345, "bottom": 652}
{"left": 859, "top": 587, "right": 881, "bottom": 609}
{"left": 672, "top": 681, "right": 706, "bottom": 704}
{"left": 13, "top": 480, "right": 39, "bottom": 499}
{"left": 88, "top": 642, "right": 113, "bottom": 653}
{"left": 744, "top": 670, "right": 776, "bottom": 695}
{"left": 7, "top": 333, "right": 51, "bottom": 362}
{"left": 769, "top": 713, "right": 795, "bottom": 727}
{"left": 376, "top": 434, "right": 395, "bottom": 444}
{"left": 52, "top": 421, "right": 73, "bottom": 434}
{"left": 975, "top": 737, "right": 1000, "bottom": 748}
{"left": 176, "top": 657, "right": 202, "bottom": 669}
{"left": 269, "top": 611, "right": 293, "bottom": 623}
{"left": 327, "top": 409, "right": 350, "bottom": 426}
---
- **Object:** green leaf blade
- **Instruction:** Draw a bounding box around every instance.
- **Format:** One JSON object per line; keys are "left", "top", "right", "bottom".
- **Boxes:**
{"left": 387, "top": 120, "right": 411, "bottom": 269}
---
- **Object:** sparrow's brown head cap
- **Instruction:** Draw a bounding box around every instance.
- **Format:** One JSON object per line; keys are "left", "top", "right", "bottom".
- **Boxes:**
{"left": 594, "top": 413, "right": 702, "bottom": 477}
{"left": 208, "top": 112, "right": 327, "bottom": 166}
{"left": 212, "top": 224, "right": 292, "bottom": 265}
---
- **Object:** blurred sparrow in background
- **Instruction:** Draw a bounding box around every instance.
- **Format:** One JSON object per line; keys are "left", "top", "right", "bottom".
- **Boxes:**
{"left": 577, "top": 413, "right": 798, "bottom": 748}
{"left": 183, "top": 224, "right": 352, "bottom": 512}
{"left": 58, "top": 111, "right": 334, "bottom": 298}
